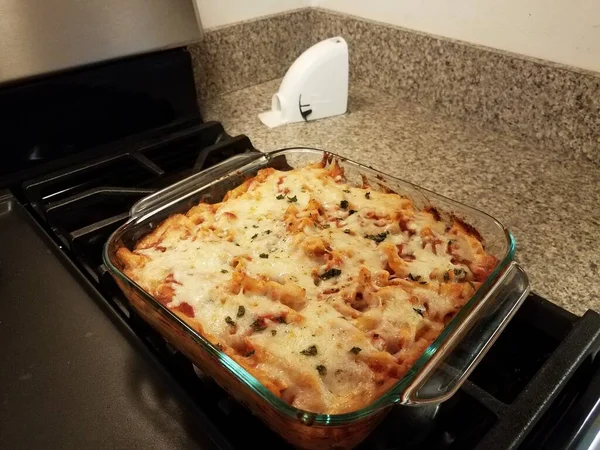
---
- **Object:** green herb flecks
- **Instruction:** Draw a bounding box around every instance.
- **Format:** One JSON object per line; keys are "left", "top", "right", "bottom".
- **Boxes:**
{"left": 453, "top": 268, "right": 467, "bottom": 279}
{"left": 250, "top": 319, "right": 267, "bottom": 332}
{"left": 300, "top": 345, "right": 318, "bottom": 356}
{"left": 364, "top": 231, "right": 389, "bottom": 244}
{"left": 350, "top": 347, "right": 362, "bottom": 355}
{"left": 316, "top": 365, "right": 327, "bottom": 376}
{"left": 236, "top": 305, "right": 245, "bottom": 318}
{"left": 320, "top": 268, "right": 342, "bottom": 280}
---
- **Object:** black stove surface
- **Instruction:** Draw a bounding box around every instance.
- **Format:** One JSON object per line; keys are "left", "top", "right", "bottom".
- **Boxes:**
{"left": 17, "top": 119, "right": 600, "bottom": 450}
{"left": 0, "top": 192, "right": 228, "bottom": 450}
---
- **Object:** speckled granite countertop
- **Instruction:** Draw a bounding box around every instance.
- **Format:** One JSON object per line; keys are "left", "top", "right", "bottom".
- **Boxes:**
{"left": 202, "top": 79, "right": 600, "bottom": 316}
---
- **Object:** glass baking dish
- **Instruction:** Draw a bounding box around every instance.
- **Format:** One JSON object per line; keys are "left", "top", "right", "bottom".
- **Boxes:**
{"left": 103, "top": 148, "right": 530, "bottom": 449}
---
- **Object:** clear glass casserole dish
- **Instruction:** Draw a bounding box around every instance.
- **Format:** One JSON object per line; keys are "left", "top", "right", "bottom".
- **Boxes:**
{"left": 103, "top": 148, "right": 530, "bottom": 449}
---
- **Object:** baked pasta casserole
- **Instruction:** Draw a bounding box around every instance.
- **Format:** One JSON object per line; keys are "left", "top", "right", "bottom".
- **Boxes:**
{"left": 116, "top": 156, "right": 498, "bottom": 414}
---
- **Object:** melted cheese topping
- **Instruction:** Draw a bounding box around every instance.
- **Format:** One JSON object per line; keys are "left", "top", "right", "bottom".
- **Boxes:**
{"left": 118, "top": 160, "right": 497, "bottom": 414}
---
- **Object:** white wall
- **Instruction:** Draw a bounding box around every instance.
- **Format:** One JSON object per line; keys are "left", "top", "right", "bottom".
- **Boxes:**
{"left": 194, "top": 0, "right": 600, "bottom": 71}
{"left": 317, "top": 0, "right": 600, "bottom": 72}
{"left": 195, "top": 0, "right": 309, "bottom": 29}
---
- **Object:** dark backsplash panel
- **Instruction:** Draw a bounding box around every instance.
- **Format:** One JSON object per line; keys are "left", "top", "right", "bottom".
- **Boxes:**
{"left": 0, "top": 48, "right": 200, "bottom": 187}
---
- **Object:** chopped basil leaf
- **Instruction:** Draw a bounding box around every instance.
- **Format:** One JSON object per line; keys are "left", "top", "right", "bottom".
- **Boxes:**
{"left": 245, "top": 350, "right": 255, "bottom": 357}
{"left": 348, "top": 209, "right": 357, "bottom": 215}
{"left": 276, "top": 194, "right": 285, "bottom": 200}
{"left": 322, "top": 223, "right": 331, "bottom": 229}
{"left": 221, "top": 269, "right": 229, "bottom": 274}
{"left": 271, "top": 329, "right": 277, "bottom": 336}
{"left": 251, "top": 233, "right": 258, "bottom": 239}
{"left": 364, "top": 231, "right": 389, "bottom": 244}
{"left": 300, "top": 345, "right": 318, "bottom": 356}
{"left": 236, "top": 305, "right": 245, "bottom": 318}
{"left": 413, "top": 307, "right": 424, "bottom": 317}
{"left": 225, "top": 316, "right": 236, "bottom": 326}
{"left": 316, "top": 365, "right": 327, "bottom": 376}
{"left": 252, "top": 224, "right": 259, "bottom": 228}
{"left": 350, "top": 346, "right": 362, "bottom": 355}
{"left": 365, "top": 192, "right": 371, "bottom": 199}
{"left": 408, "top": 273, "right": 422, "bottom": 282}
{"left": 264, "top": 229, "right": 271, "bottom": 235}
{"left": 454, "top": 268, "right": 466, "bottom": 278}
{"left": 340, "top": 200, "right": 349, "bottom": 209}
{"left": 320, "top": 268, "right": 342, "bottom": 280}
{"left": 443, "top": 272, "right": 450, "bottom": 282}
{"left": 250, "top": 319, "right": 267, "bottom": 332}
{"left": 287, "top": 195, "right": 297, "bottom": 203}
{"left": 259, "top": 253, "right": 269, "bottom": 259}
{"left": 343, "top": 189, "right": 350, "bottom": 193}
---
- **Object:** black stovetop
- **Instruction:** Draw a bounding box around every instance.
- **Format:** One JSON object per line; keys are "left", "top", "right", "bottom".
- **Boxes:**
{"left": 1, "top": 47, "right": 599, "bottom": 450}
{"left": 17, "top": 115, "right": 600, "bottom": 450}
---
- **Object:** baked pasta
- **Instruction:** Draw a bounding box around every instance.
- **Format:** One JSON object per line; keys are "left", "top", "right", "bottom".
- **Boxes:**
{"left": 116, "top": 156, "right": 498, "bottom": 414}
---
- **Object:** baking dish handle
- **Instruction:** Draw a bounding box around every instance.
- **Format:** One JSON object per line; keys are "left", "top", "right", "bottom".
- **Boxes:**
{"left": 401, "top": 262, "right": 530, "bottom": 405}
{"left": 130, "top": 152, "right": 265, "bottom": 217}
